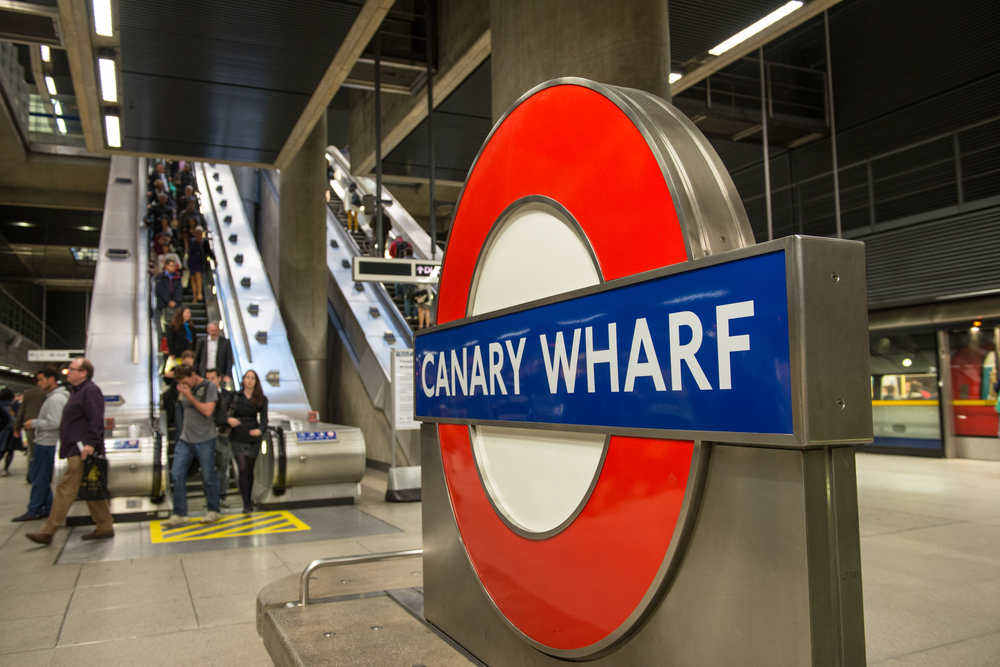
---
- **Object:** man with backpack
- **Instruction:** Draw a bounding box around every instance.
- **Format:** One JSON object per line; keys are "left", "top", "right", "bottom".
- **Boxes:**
{"left": 162, "top": 365, "right": 220, "bottom": 526}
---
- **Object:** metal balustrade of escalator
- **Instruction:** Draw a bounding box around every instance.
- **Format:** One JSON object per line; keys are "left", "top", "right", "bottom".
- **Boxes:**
{"left": 325, "top": 148, "right": 441, "bottom": 335}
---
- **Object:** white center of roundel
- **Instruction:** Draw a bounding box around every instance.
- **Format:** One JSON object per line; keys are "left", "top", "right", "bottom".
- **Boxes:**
{"left": 469, "top": 202, "right": 605, "bottom": 535}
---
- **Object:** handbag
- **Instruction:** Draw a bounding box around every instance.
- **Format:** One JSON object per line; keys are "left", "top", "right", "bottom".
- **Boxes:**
{"left": 216, "top": 390, "right": 236, "bottom": 437}
{"left": 78, "top": 455, "right": 111, "bottom": 501}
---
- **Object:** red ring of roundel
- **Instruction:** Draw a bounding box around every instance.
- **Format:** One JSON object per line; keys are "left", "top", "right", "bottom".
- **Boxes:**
{"left": 435, "top": 84, "right": 697, "bottom": 653}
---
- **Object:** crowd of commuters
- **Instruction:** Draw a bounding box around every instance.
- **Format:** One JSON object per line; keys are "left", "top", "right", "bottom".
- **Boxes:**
{"left": 0, "top": 158, "right": 273, "bottom": 538}
{"left": 332, "top": 175, "right": 436, "bottom": 330}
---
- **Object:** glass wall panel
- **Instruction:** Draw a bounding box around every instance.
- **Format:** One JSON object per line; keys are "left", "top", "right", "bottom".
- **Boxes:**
{"left": 869, "top": 332, "right": 942, "bottom": 453}
{"left": 950, "top": 326, "right": 998, "bottom": 438}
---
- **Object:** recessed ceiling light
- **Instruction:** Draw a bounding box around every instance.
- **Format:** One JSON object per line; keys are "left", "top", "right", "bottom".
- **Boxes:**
{"left": 99, "top": 58, "right": 117, "bottom": 102}
{"left": 40, "top": 45, "right": 51, "bottom": 62}
{"left": 105, "top": 115, "right": 121, "bottom": 148}
{"left": 669, "top": 72, "right": 682, "bottom": 84}
{"left": 93, "top": 0, "right": 113, "bottom": 36}
{"left": 708, "top": 1, "right": 803, "bottom": 56}
{"left": 45, "top": 76, "right": 57, "bottom": 95}
{"left": 902, "top": 358, "right": 913, "bottom": 367}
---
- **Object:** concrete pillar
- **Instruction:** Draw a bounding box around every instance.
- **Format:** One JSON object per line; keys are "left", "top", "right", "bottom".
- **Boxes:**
{"left": 490, "top": 0, "right": 671, "bottom": 121}
{"left": 278, "top": 112, "right": 328, "bottom": 417}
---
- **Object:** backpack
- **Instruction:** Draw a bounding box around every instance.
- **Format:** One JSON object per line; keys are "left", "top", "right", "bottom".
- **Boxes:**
{"left": 389, "top": 237, "right": 411, "bottom": 258}
{"left": 214, "top": 389, "right": 234, "bottom": 435}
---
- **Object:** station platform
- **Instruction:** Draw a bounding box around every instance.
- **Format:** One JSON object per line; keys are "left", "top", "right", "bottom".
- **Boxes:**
{"left": 0, "top": 454, "right": 997, "bottom": 666}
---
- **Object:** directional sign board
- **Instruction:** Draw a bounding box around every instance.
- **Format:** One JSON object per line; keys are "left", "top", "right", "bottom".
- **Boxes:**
{"left": 28, "top": 349, "right": 84, "bottom": 362}
{"left": 352, "top": 256, "right": 441, "bottom": 284}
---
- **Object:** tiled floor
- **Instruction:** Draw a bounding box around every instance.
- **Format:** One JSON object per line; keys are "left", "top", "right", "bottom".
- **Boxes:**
{"left": 0, "top": 463, "right": 420, "bottom": 666}
{"left": 0, "top": 452, "right": 997, "bottom": 666}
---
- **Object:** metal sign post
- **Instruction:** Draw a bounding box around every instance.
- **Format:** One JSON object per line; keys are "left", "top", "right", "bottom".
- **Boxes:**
{"left": 416, "top": 79, "right": 871, "bottom": 666}
{"left": 387, "top": 349, "right": 420, "bottom": 502}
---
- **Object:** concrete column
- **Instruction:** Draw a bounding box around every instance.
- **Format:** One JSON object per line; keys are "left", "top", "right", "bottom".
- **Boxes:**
{"left": 490, "top": 0, "right": 671, "bottom": 121}
{"left": 278, "top": 113, "right": 328, "bottom": 417}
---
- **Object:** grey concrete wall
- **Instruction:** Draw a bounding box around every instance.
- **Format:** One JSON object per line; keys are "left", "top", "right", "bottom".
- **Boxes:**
{"left": 490, "top": 0, "right": 671, "bottom": 120}
{"left": 278, "top": 114, "right": 329, "bottom": 416}
{"left": 326, "top": 322, "right": 419, "bottom": 467}
{"left": 348, "top": 0, "right": 490, "bottom": 171}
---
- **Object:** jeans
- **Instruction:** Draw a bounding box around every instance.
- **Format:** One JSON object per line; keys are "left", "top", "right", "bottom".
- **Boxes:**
{"left": 27, "top": 444, "right": 55, "bottom": 516}
{"left": 171, "top": 438, "right": 220, "bottom": 516}
{"left": 395, "top": 284, "right": 414, "bottom": 318}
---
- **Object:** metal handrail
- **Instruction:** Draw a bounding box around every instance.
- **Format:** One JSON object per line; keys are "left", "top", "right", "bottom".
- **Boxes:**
{"left": 299, "top": 549, "right": 423, "bottom": 606}
{"left": 132, "top": 158, "right": 145, "bottom": 365}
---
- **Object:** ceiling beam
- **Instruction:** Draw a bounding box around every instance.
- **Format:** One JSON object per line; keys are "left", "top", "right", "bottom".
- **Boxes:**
{"left": 275, "top": 0, "right": 396, "bottom": 169}
{"left": 670, "top": 0, "right": 845, "bottom": 97}
{"left": 0, "top": 187, "right": 105, "bottom": 210}
{"left": 351, "top": 29, "right": 491, "bottom": 177}
{"left": 57, "top": 0, "right": 104, "bottom": 155}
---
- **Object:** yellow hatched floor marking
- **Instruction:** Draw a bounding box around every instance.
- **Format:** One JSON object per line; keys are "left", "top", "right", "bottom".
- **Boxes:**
{"left": 150, "top": 510, "right": 311, "bottom": 543}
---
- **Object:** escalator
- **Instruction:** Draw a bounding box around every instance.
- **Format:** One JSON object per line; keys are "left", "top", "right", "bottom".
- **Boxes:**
{"left": 197, "top": 162, "right": 366, "bottom": 506}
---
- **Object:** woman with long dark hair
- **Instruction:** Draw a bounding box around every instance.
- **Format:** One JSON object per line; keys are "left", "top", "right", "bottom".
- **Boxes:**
{"left": 226, "top": 370, "right": 268, "bottom": 513}
{"left": 166, "top": 307, "right": 194, "bottom": 359}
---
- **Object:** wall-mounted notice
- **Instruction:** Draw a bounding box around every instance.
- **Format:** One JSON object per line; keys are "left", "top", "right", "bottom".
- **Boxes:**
{"left": 392, "top": 349, "right": 419, "bottom": 431}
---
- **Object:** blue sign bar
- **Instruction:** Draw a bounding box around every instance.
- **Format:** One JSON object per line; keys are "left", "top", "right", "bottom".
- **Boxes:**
{"left": 296, "top": 431, "right": 338, "bottom": 442}
{"left": 415, "top": 251, "right": 793, "bottom": 438}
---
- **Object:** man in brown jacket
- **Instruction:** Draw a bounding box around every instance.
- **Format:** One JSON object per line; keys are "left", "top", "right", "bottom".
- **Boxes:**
{"left": 13, "top": 371, "right": 46, "bottom": 473}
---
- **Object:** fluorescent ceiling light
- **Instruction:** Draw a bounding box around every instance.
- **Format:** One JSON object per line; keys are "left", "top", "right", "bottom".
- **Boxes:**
{"left": 0, "top": 366, "right": 9, "bottom": 371}
{"left": 105, "top": 115, "right": 121, "bottom": 147}
{"left": 99, "top": 58, "right": 117, "bottom": 102}
{"left": 11, "top": 222, "right": 34, "bottom": 227}
{"left": 56, "top": 118, "right": 67, "bottom": 134}
{"left": 708, "top": 1, "right": 803, "bottom": 56}
{"left": 53, "top": 101, "right": 63, "bottom": 116}
{"left": 40, "top": 45, "right": 50, "bottom": 62}
{"left": 93, "top": 0, "right": 113, "bottom": 36}
{"left": 77, "top": 226, "right": 98, "bottom": 232}
{"left": 669, "top": 72, "right": 683, "bottom": 84}
{"left": 45, "top": 76, "right": 57, "bottom": 95}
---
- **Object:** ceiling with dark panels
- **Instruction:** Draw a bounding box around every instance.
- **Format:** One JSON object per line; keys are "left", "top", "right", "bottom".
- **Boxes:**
{"left": 668, "top": 0, "right": 793, "bottom": 64}
{"left": 118, "top": 0, "right": 362, "bottom": 164}
{"left": 383, "top": 57, "right": 492, "bottom": 183}
{"left": 0, "top": 206, "right": 102, "bottom": 248}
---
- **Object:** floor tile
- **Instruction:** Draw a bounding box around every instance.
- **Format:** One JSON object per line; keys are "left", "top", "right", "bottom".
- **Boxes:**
{"left": 192, "top": 593, "right": 258, "bottom": 628}
{"left": 57, "top": 598, "right": 198, "bottom": 645}
{"left": 0, "top": 589, "right": 73, "bottom": 621}
{"left": 67, "top": 578, "right": 192, "bottom": 613}
{"left": 199, "top": 622, "right": 274, "bottom": 667}
{"left": 50, "top": 630, "right": 207, "bottom": 667}
{"left": 0, "top": 615, "right": 63, "bottom": 654}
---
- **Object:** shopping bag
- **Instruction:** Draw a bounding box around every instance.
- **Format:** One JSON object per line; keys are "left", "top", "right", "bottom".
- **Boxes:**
{"left": 78, "top": 455, "right": 111, "bottom": 501}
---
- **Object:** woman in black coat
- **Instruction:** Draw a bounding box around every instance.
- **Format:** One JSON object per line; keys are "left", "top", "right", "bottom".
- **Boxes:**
{"left": 166, "top": 307, "right": 194, "bottom": 359}
{"left": 226, "top": 369, "right": 268, "bottom": 513}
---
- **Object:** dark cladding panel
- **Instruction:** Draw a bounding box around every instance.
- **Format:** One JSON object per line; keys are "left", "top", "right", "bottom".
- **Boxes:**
{"left": 117, "top": 0, "right": 360, "bottom": 162}
{"left": 120, "top": 72, "right": 306, "bottom": 163}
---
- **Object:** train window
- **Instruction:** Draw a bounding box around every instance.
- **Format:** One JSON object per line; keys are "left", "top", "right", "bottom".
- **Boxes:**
{"left": 869, "top": 332, "right": 943, "bottom": 454}
{"left": 950, "top": 326, "right": 998, "bottom": 442}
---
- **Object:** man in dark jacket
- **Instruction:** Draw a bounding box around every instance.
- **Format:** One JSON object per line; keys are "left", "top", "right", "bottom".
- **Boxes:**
{"left": 195, "top": 322, "right": 234, "bottom": 384}
{"left": 26, "top": 358, "right": 114, "bottom": 544}
{"left": 155, "top": 259, "right": 183, "bottom": 330}
{"left": 13, "top": 371, "right": 46, "bottom": 467}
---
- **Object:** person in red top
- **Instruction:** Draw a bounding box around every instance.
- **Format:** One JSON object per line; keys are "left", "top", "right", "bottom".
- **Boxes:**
{"left": 26, "top": 358, "right": 114, "bottom": 545}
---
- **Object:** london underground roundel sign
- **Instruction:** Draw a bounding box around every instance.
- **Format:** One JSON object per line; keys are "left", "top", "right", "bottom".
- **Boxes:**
{"left": 417, "top": 79, "right": 757, "bottom": 658}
